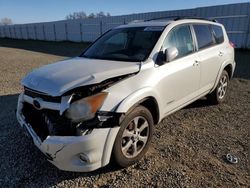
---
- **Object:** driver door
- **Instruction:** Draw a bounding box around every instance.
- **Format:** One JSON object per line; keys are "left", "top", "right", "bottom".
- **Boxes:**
{"left": 156, "top": 24, "right": 201, "bottom": 115}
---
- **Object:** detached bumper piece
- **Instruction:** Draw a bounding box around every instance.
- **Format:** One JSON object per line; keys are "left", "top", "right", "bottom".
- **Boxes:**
{"left": 16, "top": 93, "right": 120, "bottom": 172}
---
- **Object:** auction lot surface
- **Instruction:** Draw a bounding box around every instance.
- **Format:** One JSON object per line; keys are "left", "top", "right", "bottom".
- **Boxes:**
{"left": 0, "top": 39, "right": 249, "bottom": 187}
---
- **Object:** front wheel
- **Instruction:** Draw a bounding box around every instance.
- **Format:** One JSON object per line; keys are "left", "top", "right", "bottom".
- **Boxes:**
{"left": 112, "top": 106, "right": 153, "bottom": 167}
{"left": 207, "top": 70, "right": 229, "bottom": 104}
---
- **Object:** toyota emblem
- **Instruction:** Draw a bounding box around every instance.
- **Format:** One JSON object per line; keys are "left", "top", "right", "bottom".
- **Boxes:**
{"left": 33, "top": 98, "right": 42, "bottom": 110}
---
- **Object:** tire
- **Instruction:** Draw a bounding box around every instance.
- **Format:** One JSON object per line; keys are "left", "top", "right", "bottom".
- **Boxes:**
{"left": 112, "top": 106, "right": 153, "bottom": 167}
{"left": 207, "top": 70, "right": 229, "bottom": 104}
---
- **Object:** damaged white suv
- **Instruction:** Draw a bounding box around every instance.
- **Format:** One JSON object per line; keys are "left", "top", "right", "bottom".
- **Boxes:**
{"left": 16, "top": 18, "right": 235, "bottom": 172}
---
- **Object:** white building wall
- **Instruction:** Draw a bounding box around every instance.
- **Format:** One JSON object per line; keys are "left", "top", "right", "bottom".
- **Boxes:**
{"left": 0, "top": 2, "right": 250, "bottom": 48}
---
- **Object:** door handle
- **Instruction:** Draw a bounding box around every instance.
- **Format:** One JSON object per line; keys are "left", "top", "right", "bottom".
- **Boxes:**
{"left": 193, "top": 60, "right": 200, "bottom": 66}
{"left": 219, "top": 51, "right": 224, "bottom": 56}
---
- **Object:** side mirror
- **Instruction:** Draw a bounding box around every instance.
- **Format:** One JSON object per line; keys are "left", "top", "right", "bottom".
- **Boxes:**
{"left": 165, "top": 47, "right": 178, "bottom": 62}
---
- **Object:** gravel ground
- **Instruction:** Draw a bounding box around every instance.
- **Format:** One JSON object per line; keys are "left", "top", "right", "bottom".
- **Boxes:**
{"left": 0, "top": 39, "right": 249, "bottom": 187}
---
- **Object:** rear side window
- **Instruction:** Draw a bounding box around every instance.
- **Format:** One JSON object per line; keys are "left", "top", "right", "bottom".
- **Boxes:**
{"left": 193, "top": 25, "right": 215, "bottom": 50}
{"left": 212, "top": 25, "right": 224, "bottom": 44}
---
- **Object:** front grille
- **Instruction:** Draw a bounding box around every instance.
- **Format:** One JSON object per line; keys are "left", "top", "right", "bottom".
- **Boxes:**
{"left": 24, "top": 87, "right": 61, "bottom": 103}
{"left": 22, "top": 102, "right": 74, "bottom": 141}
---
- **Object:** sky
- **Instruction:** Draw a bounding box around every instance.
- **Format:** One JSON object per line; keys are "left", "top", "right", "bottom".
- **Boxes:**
{"left": 0, "top": 0, "right": 249, "bottom": 24}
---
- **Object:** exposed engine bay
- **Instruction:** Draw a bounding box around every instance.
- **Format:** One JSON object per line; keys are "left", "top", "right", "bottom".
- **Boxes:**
{"left": 21, "top": 73, "right": 134, "bottom": 141}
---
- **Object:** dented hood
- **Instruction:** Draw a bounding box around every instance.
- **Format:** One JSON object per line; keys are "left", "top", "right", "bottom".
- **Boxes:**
{"left": 22, "top": 57, "right": 140, "bottom": 96}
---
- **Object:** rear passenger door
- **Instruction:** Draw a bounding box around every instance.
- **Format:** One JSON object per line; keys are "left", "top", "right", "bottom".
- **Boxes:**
{"left": 192, "top": 24, "right": 225, "bottom": 92}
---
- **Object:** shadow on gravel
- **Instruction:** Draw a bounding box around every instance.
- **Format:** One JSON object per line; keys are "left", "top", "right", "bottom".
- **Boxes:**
{"left": 233, "top": 49, "right": 250, "bottom": 80}
{"left": 0, "top": 38, "right": 90, "bottom": 57}
{"left": 185, "top": 98, "right": 214, "bottom": 109}
{"left": 0, "top": 93, "right": 121, "bottom": 187}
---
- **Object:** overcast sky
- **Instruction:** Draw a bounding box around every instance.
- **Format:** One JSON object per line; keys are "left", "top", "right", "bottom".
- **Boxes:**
{"left": 0, "top": 0, "right": 249, "bottom": 24}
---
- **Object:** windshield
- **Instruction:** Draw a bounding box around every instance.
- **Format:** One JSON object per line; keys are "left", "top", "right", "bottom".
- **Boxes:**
{"left": 81, "top": 26, "right": 164, "bottom": 62}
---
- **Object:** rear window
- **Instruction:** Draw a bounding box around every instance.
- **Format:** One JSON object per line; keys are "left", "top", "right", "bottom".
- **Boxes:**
{"left": 212, "top": 25, "right": 224, "bottom": 44}
{"left": 193, "top": 25, "right": 215, "bottom": 50}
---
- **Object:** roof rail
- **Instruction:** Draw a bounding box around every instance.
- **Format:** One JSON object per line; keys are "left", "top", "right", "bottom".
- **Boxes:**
{"left": 174, "top": 16, "right": 218, "bottom": 22}
{"left": 146, "top": 16, "right": 181, "bottom": 22}
{"left": 128, "top": 16, "right": 218, "bottom": 24}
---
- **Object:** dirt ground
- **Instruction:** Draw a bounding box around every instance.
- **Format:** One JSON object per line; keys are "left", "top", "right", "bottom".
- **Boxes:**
{"left": 0, "top": 39, "right": 249, "bottom": 187}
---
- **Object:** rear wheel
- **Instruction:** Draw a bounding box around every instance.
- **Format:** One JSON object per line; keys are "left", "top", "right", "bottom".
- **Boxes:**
{"left": 112, "top": 106, "right": 153, "bottom": 167}
{"left": 207, "top": 70, "right": 229, "bottom": 104}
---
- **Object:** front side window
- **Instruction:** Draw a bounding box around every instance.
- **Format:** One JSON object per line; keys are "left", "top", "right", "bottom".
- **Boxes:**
{"left": 193, "top": 24, "right": 215, "bottom": 50}
{"left": 162, "top": 25, "right": 194, "bottom": 59}
{"left": 81, "top": 27, "right": 164, "bottom": 62}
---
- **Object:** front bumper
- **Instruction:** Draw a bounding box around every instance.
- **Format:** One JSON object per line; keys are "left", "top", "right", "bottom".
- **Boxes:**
{"left": 16, "top": 93, "right": 119, "bottom": 172}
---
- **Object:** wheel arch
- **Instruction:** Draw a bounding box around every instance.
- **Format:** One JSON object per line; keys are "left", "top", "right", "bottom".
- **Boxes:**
{"left": 115, "top": 87, "right": 161, "bottom": 125}
{"left": 121, "top": 96, "right": 160, "bottom": 125}
{"left": 210, "top": 61, "right": 235, "bottom": 93}
{"left": 224, "top": 64, "right": 233, "bottom": 79}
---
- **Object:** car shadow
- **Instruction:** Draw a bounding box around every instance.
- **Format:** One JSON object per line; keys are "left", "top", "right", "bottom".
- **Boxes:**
{"left": 0, "top": 38, "right": 91, "bottom": 57}
{"left": 234, "top": 49, "right": 250, "bottom": 80}
{"left": 0, "top": 93, "right": 122, "bottom": 187}
{"left": 184, "top": 97, "right": 215, "bottom": 109}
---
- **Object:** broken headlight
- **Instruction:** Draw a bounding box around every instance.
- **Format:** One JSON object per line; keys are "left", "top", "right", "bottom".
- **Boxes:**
{"left": 65, "top": 92, "right": 108, "bottom": 123}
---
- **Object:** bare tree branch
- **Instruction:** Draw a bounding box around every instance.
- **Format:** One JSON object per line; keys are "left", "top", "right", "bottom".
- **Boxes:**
{"left": 66, "top": 11, "right": 111, "bottom": 20}
{"left": 0, "top": 17, "right": 13, "bottom": 25}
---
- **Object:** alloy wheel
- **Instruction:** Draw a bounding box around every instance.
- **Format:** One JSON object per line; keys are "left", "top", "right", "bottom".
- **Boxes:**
{"left": 217, "top": 74, "right": 228, "bottom": 99}
{"left": 121, "top": 116, "right": 149, "bottom": 158}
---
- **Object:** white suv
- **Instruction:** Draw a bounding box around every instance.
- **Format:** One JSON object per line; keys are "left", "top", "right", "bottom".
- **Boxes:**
{"left": 16, "top": 18, "right": 235, "bottom": 172}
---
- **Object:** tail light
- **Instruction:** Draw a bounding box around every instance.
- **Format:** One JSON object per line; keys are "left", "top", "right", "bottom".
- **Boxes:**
{"left": 229, "top": 41, "right": 236, "bottom": 48}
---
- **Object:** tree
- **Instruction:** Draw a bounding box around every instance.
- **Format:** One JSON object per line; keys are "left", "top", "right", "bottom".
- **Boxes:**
{"left": 88, "top": 13, "right": 95, "bottom": 19}
{"left": 95, "top": 11, "right": 111, "bottom": 18}
{"left": 66, "top": 11, "right": 87, "bottom": 20}
{"left": 96, "top": 11, "right": 106, "bottom": 18}
{"left": 0, "top": 17, "right": 13, "bottom": 25}
{"left": 66, "top": 11, "right": 111, "bottom": 20}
